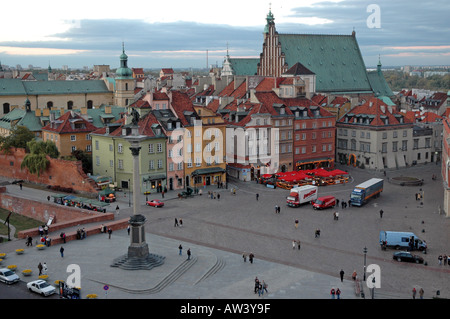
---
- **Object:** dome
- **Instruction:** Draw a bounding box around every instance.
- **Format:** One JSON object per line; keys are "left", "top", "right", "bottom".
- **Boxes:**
{"left": 116, "top": 43, "right": 133, "bottom": 78}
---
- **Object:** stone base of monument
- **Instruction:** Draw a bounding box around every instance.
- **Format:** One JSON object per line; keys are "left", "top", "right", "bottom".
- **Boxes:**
{"left": 111, "top": 214, "right": 165, "bottom": 270}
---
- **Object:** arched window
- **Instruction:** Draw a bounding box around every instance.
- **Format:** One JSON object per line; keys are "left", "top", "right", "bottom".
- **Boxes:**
{"left": 47, "top": 101, "right": 53, "bottom": 108}
{"left": 125, "top": 83, "right": 128, "bottom": 91}
{"left": 87, "top": 100, "right": 93, "bottom": 109}
{"left": 67, "top": 101, "right": 73, "bottom": 110}
{"left": 3, "top": 103, "right": 10, "bottom": 114}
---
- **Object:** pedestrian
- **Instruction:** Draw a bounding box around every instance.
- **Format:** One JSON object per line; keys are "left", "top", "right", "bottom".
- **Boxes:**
{"left": 275, "top": 205, "right": 278, "bottom": 214}
{"left": 249, "top": 252, "right": 254, "bottom": 264}
{"left": 336, "top": 288, "right": 341, "bottom": 299}
{"left": 179, "top": 244, "right": 183, "bottom": 255}
{"left": 438, "top": 255, "right": 443, "bottom": 265}
{"left": 278, "top": 206, "right": 281, "bottom": 214}
{"left": 242, "top": 252, "right": 247, "bottom": 262}
{"left": 26, "top": 235, "right": 32, "bottom": 246}
{"left": 412, "top": 287, "right": 417, "bottom": 299}
{"left": 419, "top": 288, "right": 424, "bottom": 299}
{"left": 179, "top": 218, "right": 183, "bottom": 227}
{"left": 379, "top": 209, "right": 383, "bottom": 218}
{"left": 444, "top": 255, "right": 448, "bottom": 266}
{"left": 127, "top": 225, "right": 130, "bottom": 235}
{"left": 315, "top": 228, "right": 321, "bottom": 238}
{"left": 47, "top": 195, "right": 50, "bottom": 201}
{"left": 256, "top": 193, "right": 259, "bottom": 201}
{"left": 341, "top": 201, "right": 345, "bottom": 209}
{"left": 38, "top": 262, "right": 43, "bottom": 276}
{"left": 258, "top": 282, "right": 263, "bottom": 296}
{"left": 263, "top": 280, "right": 268, "bottom": 294}
{"left": 292, "top": 240, "right": 296, "bottom": 249}
{"left": 42, "top": 262, "right": 48, "bottom": 275}
{"left": 60, "top": 232, "right": 66, "bottom": 243}
{"left": 254, "top": 277, "right": 259, "bottom": 294}
{"left": 187, "top": 248, "right": 191, "bottom": 260}
{"left": 336, "top": 198, "right": 339, "bottom": 207}
{"left": 295, "top": 219, "right": 299, "bottom": 228}
{"left": 217, "top": 193, "right": 220, "bottom": 201}
{"left": 115, "top": 205, "right": 119, "bottom": 215}
{"left": 297, "top": 240, "right": 301, "bottom": 250}
{"left": 340, "top": 269, "right": 345, "bottom": 282}
{"left": 162, "top": 191, "right": 165, "bottom": 198}
{"left": 108, "top": 228, "right": 112, "bottom": 239}
{"left": 19, "top": 183, "right": 22, "bottom": 190}
{"left": 330, "top": 288, "right": 335, "bottom": 299}
{"left": 60, "top": 246, "right": 64, "bottom": 258}
{"left": 352, "top": 270, "right": 357, "bottom": 281}
{"left": 174, "top": 218, "right": 179, "bottom": 227}
{"left": 348, "top": 199, "right": 351, "bottom": 207}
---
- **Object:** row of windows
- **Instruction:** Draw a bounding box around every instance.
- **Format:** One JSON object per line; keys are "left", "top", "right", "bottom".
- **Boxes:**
{"left": 3, "top": 101, "right": 95, "bottom": 114}
{"left": 294, "top": 144, "right": 333, "bottom": 155}
{"left": 338, "top": 138, "right": 432, "bottom": 153}
{"left": 295, "top": 131, "right": 333, "bottom": 140}
{"left": 96, "top": 158, "right": 165, "bottom": 170}
{"left": 338, "top": 129, "right": 408, "bottom": 139}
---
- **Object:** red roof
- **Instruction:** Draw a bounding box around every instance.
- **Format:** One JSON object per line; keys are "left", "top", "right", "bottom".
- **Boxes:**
{"left": 339, "top": 97, "right": 412, "bottom": 126}
{"left": 41, "top": 111, "right": 98, "bottom": 134}
{"left": 171, "top": 91, "right": 196, "bottom": 126}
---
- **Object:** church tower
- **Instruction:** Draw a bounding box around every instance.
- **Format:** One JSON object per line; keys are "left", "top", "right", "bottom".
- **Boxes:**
{"left": 115, "top": 43, "right": 135, "bottom": 107}
{"left": 257, "top": 8, "right": 288, "bottom": 77}
{"left": 221, "top": 43, "right": 234, "bottom": 77}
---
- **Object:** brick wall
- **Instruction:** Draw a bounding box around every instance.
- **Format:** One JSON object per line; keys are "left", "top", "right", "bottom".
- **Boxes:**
{"left": 0, "top": 148, "right": 98, "bottom": 194}
{"left": 0, "top": 190, "right": 117, "bottom": 239}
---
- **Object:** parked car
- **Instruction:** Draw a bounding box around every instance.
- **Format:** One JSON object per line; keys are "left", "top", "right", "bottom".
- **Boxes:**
{"left": 0, "top": 268, "right": 20, "bottom": 284}
{"left": 311, "top": 196, "right": 336, "bottom": 210}
{"left": 393, "top": 251, "right": 424, "bottom": 264}
{"left": 27, "top": 280, "right": 56, "bottom": 296}
{"left": 146, "top": 199, "right": 164, "bottom": 208}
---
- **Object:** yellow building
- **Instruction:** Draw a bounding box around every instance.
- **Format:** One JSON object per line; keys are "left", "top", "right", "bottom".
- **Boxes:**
{"left": 41, "top": 111, "right": 98, "bottom": 157}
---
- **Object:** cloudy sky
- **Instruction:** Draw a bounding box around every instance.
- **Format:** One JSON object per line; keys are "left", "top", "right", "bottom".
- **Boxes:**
{"left": 0, "top": 0, "right": 449, "bottom": 70}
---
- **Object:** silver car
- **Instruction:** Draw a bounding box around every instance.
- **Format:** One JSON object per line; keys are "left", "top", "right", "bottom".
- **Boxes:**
{"left": 27, "top": 280, "right": 56, "bottom": 296}
{"left": 0, "top": 268, "right": 20, "bottom": 284}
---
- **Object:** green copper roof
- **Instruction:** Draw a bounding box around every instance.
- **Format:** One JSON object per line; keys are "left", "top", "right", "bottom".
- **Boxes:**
{"left": 229, "top": 58, "right": 259, "bottom": 76}
{"left": 0, "top": 79, "right": 110, "bottom": 96}
{"left": 278, "top": 33, "right": 372, "bottom": 93}
{"left": 367, "top": 69, "right": 394, "bottom": 97}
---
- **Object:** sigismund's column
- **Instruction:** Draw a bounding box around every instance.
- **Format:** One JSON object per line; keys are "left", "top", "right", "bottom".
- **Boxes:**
{"left": 127, "top": 136, "right": 149, "bottom": 258}
{"left": 111, "top": 110, "right": 165, "bottom": 270}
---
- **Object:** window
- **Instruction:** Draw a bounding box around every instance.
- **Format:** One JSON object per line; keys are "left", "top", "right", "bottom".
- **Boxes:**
{"left": 402, "top": 140, "right": 408, "bottom": 151}
{"left": 118, "top": 143, "right": 123, "bottom": 153}
{"left": 157, "top": 143, "right": 162, "bottom": 153}
{"left": 70, "top": 135, "right": 76, "bottom": 141}
{"left": 392, "top": 141, "right": 398, "bottom": 152}
{"left": 312, "top": 145, "right": 316, "bottom": 153}
{"left": 118, "top": 159, "right": 124, "bottom": 169}
{"left": 95, "top": 140, "right": 99, "bottom": 150}
{"left": 86, "top": 145, "right": 91, "bottom": 152}
{"left": 157, "top": 159, "right": 163, "bottom": 169}
{"left": 413, "top": 139, "right": 419, "bottom": 149}
{"left": 169, "top": 163, "right": 174, "bottom": 172}
{"left": 149, "top": 160, "right": 154, "bottom": 170}
{"left": 187, "top": 158, "right": 192, "bottom": 168}
{"left": 109, "top": 160, "right": 113, "bottom": 167}
{"left": 67, "top": 101, "right": 73, "bottom": 110}
{"left": 382, "top": 142, "right": 387, "bottom": 153}
{"left": 195, "top": 157, "right": 201, "bottom": 167}
{"left": 109, "top": 144, "right": 113, "bottom": 152}
{"left": 86, "top": 134, "right": 91, "bottom": 140}
{"left": 148, "top": 144, "right": 154, "bottom": 153}
{"left": 382, "top": 132, "right": 387, "bottom": 139}
{"left": 96, "top": 156, "right": 100, "bottom": 166}
{"left": 3, "top": 103, "right": 10, "bottom": 114}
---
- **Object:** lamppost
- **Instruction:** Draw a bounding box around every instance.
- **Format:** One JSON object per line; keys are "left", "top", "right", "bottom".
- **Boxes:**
{"left": 363, "top": 246, "right": 368, "bottom": 281}
{"left": 128, "top": 178, "right": 131, "bottom": 207}
{"left": 371, "top": 277, "right": 376, "bottom": 299}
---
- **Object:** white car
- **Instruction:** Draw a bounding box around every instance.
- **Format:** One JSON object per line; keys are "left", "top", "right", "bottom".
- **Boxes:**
{"left": 0, "top": 268, "right": 20, "bottom": 284}
{"left": 27, "top": 280, "right": 56, "bottom": 296}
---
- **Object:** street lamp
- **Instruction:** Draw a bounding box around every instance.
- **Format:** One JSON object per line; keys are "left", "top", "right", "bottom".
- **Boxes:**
{"left": 128, "top": 178, "right": 131, "bottom": 207}
{"left": 363, "top": 246, "right": 368, "bottom": 281}
{"left": 371, "top": 277, "right": 376, "bottom": 299}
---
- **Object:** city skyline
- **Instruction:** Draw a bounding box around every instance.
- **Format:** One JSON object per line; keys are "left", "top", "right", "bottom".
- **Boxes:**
{"left": 1, "top": 0, "right": 449, "bottom": 70}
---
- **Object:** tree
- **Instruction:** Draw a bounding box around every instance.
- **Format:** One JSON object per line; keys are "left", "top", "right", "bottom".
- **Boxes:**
{"left": 0, "top": 126, "right": 35, "bottom": 154}
{"left": 71, "top": 149, "right": 92, "bottom": 175}
{"left": 20, "top": 140, "right": 59, "bottom": 177}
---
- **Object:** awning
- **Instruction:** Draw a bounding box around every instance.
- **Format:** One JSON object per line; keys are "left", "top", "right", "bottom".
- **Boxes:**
{"left": 191, "top": 167, "right": 226, "bottom": 176}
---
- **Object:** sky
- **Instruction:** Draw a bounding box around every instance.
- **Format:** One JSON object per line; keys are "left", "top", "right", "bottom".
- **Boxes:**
{"left": 0, "top": 0, "right": 449, "bottom": 70}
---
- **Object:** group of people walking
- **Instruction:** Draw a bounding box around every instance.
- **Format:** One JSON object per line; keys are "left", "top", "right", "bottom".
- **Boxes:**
{"left": 254, "top": 277, "right": 268, "bottom": 297}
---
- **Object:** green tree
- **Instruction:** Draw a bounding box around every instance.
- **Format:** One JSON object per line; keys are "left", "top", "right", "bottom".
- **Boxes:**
{"left": 71, "top": 149, "right": 93, "bottom": 175}
{"left": 20, "top": 140, "right": 59, "bottom": 177}
{"left": 0, "top": 126, "right": 35, "bottom": 154}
